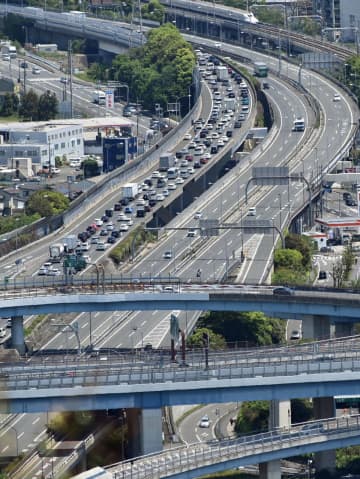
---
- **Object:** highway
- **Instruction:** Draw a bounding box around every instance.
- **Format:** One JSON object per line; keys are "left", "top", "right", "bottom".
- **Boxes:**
{"left": 0, "top": 6, "right": 357, "bottom": 477}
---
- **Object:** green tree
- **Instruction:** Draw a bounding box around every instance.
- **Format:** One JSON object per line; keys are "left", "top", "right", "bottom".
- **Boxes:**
{"left": 18, "top": 89, "right": 39, "bottom": 121}
{"left": 1, "top": 92, "right": 19, "bottom": 116}
{"left": 187, "top": 327, "right": 226, "bottom": 350}
{"left": 291, "top": 399, "right": 313, "bottom": 423}
{"left": 38, "top": 90, "right": 58, "bottom": 120}
{"left": 285, "top": 233, "right": 313, "bottom": 269}
{"left": 235, "top": 401, "right": 269, "bottom": 434}
{"left": 25, "top": 190, "right": 69, "bottom": 217}
{"left": 272, "top": 267, "right": 308, "bottom": 286}
{"left": 83, "top": 159, "right": 101, "bottom": 178}
{"left": 198, "top": 311, "right": 285, "bottom": 346}
{"left": 141, "top": 0, "right": 165, "bottom": 24}
{"left": 274, "top": 248, "right": 304, "bottom": 270}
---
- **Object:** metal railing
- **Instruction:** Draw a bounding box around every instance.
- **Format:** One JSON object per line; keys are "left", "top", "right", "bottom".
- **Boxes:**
{"left": 108, "top": 415, "right": 360, "bottom": 478}
{"left": 2, "top": 335, "right": 360, "bottom": 392}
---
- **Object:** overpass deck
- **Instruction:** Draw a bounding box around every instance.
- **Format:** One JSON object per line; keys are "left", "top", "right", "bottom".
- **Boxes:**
{"left": 2, "top": 336, "right": 360, "bottom": 413}
{"left": 107, "top": 415, "right": 360, "bottom": 479}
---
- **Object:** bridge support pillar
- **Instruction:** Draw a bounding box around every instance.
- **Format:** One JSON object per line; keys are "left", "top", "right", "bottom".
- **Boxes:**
{"left": 313, "top": 397, "right": 336, "bottom": 474}
{"left": 260, "top": 400, "right": 290, "bottom": 479}
{"left": 11, "top": 316, "right": 25, "bottom": 355}
{"left": 127, "top": 408, "right": 163, "bottom": 458}
{"left": 302, "top": 315, "right": 334, "bottom": 340}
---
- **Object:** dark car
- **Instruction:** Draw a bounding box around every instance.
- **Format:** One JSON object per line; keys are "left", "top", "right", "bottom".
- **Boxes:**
{"left": 318, "top": 270, "right": 327, "bottom": 280}
{"left": 114, "top": 203, "right": 122, "bottom": 211}
{"left": 78, "top": 232, "right": 88, "bottom": 242}
{"left": 226, "top": 130, "right": 233, "bottom": 138}
{"left": 175, "top": 151, "right": 183, "bottom": 159}
{"left": 149, "top": 199, "right": 157, "bottom": 207}
{"left": 101, "top": 215, "right": 109, "bottom": 223}
{"left": 111, "top": 230, "right": 120, "bottom": 238}
{"left": 210, "top": 145, "right": 218, "bottom": 155}
{"left": 100, "top": 229, "right": 108, "bottom": 236}
{"left": 105, "top": 209, "right": 113, "bottom": 218}
{"left": 144, "top": 205, "right": 151, "bottom": 212}
{"left": 273, "top": 286, "right": 295, "bottom": 296}
{"left": 234, "top": 121, "right": 242, "bottom": 129}
{"left": 343, "top": 192, "right": 352, "bottom": 200}
{"left": 185, "top": 154, "right": 193, "bottom": 162}
{"left": 204, "top": 139, "right": 212, "bottom": 147}
{"left": 346, "top": 198, "right": 356, "bottom": 206}
{"left": 263, "top": 82, "right": 270, "bottom": 89}
{"left": 107, "top": 236, "right": 116, "bottom": 244}
{"left": 144, "top": 178, "right": 153, "bottom": 186}
{"left": 228, "top": 92, "right": 235, "bottom": 98}
{"left": 120, "top": 198, "right": 129, "bottom": 206}
{"left": 194, "top": 161, "right": 201, "bottom": 169}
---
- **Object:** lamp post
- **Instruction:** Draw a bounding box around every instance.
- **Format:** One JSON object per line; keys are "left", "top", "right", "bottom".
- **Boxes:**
{"left": 278, "top": 193, "right": 282, "bottom": 230}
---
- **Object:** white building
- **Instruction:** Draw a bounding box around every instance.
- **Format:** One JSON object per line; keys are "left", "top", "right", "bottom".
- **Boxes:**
{"left": 0, "top": 120, "right": 84, "bottom": 171}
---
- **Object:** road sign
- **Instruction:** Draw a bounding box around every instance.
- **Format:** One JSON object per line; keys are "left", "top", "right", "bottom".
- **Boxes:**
{"left": 105, "top": 90, "right": 114, "bottom": 109}
{"left": 200, "top": 219, "right": 219, "bottom": 237}
{"left": 242, "top": 219, "right": 272, "bottom": 234}
{"left": 253, "top": 166, "right": 289, "bottom": 185}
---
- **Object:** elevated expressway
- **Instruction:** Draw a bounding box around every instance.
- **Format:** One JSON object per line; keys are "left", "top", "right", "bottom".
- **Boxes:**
{"left": 0, "top": 6, "right": 357, "bottom": 475}
{"left": 1, "top": 333, "right": 360, "bottom": 411}
{"left": 107, "top": 415, "right": 360, "bottom": 479}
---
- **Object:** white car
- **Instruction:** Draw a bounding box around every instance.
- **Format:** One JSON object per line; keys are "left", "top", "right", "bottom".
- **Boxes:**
{"left": 47, "top": 268, "right": 61, "bottom": 276}
{"left": 194, "top": 147, "right": 204, "bottom": 156}
{"left": 175, "top": 177, "right": 185, "bottom": 184}
{"left": 162, "top": 189, "right": 170, "bottom": 197}
{"left": 217, "top": 139, "right": 224, "bottom": 147}
{"left": 155, "top": 194, "right": 165, "bottom": 201}
{"left": 203, "top": 152, "right": 211, "bottom": 159}
{"left": 188, "top": 141, "right": 196, "bottom": 149}
{"left": 82, "top": 255, "right": 91, "bottom": 264}
{"left": 199, "top": 416, "right": 210, "bottom": 428}
{"left": 0, "top": 327, "right": 6, "bottom": 338}
{"left": 151, "top": 170, "right": 161, "bottom": 178}
{"left": 119, "top": 223, "right": 129, "bottom": 231}
{"left": 38, "top": 266, "right": 48, "bottom": 276}
{"left": 94, "top": 218, "right": 103, "bottom": 227}
{"left": 180, "top": 160, "right": 188, "bottom": 168}
{"left": 184, "top": 133, "right": 192, "bottom": 140}
{"left": 221, "top": 135, "right": 229, "bottom": 143}
{"left": 333, "top": 94, "right": 341, "bottom": 102}
{"left": 168, "top": 182, "right": 177, "bottom": 190}
{"left": 107, "top": 223, "right": 114, "bottom": 231}
{"left": 211, "top": 132, "right": 219, "bottom": 139}
{"left": 194, "top": 211, "right": 202, "bottom": 219}
{"left": 163, "top": 251, "right": 172, "bottom": 259}
{"left": 187, "top": 167, "right": 195, "bottom": 175}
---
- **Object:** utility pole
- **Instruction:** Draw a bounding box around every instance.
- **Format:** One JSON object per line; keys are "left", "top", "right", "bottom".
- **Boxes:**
{"left": 68, "top": 40, "right": 73, "bottom": 119}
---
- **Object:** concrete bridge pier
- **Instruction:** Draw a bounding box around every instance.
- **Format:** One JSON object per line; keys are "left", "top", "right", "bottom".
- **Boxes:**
{"left": 313, "top": 397, "right": 336, "bottom": 473}
{"left": 259, "top": 400, "right": 290, "bottom": 479}
{"left": 302, "top": 315, "right": 334, "bottom": 340}
{"left": 127, "top": 408, "right": 163, "bottom": 458}
{"left": 302, "top": 316, "right": 336, "bottom": 474}
{"left": 11, "top": 316, "right": 25, "bottom": 355}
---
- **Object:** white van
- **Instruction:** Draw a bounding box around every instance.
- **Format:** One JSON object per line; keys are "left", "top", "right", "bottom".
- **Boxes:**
{"left": 247, "top": 207, "right": 256, "bottom": 216}
{"left": 167, "top": 167, "right": 178, "bottom": 180}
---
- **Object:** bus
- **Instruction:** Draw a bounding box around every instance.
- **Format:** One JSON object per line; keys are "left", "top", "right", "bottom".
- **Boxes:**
{"left": 292, "top": 117, "right": 305, "bottom": 132}
{"left": 254, "top": 62, "right": 268, "bottom": 77}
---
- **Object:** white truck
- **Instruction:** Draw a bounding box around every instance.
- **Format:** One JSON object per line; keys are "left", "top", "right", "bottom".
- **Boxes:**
{"left": 63, "top": 234, "right": 79, "bottom": 253}
{"left": 121, "top": 183, "right": 138, "bottom": 201}
{"left": 224, "top": 97, "right": 236, "bottom": 111}
{"left": 49, "top": 243, "right": 64, "bottom": 263}
{"left": 159, "top": 152, "right": 176, "bottom": 172}
{"left": 1, "top": 43, "right": 16, "bottom": 58}
{"left": 215, "top": 65, "right": 228, "bottom": 81}
{"left": 92, "top": 90, "right": 106, "bottom": 105}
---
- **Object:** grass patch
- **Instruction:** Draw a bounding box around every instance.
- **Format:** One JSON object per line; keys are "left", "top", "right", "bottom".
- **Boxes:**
{"left": 24, "top": 314, "right": 46, "bottom": 337}
{"left": 175, "top": 404, "right": 205, "bottom": 428}
{"left": 109, "top": 226, "right": 157, "bottom": 265}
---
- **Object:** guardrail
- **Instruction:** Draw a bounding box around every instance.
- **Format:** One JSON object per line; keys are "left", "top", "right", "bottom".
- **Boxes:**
{"left": 3, "top": 337, "right": 360, "bottom": 391}
{"left": 107, "top": 415, "right": 360, "bottom": 478}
